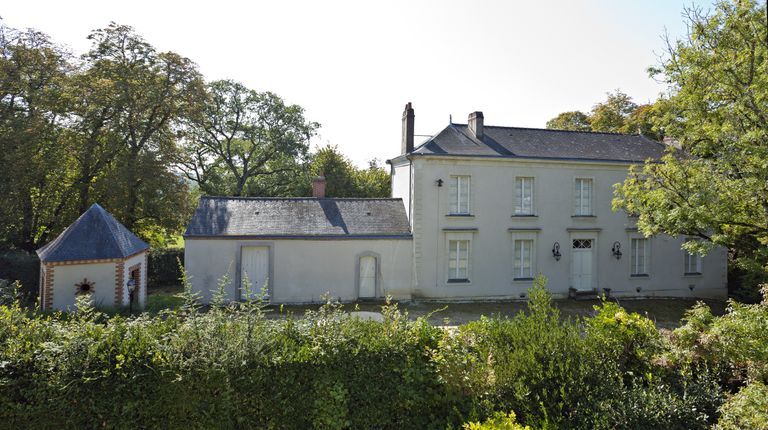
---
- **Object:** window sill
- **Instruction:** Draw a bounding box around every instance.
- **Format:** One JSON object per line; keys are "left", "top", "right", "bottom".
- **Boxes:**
{"left": 511, "top": 214, "right": 537, "bottom": 218}
{"left": 571, "top": 215, "right": 596, "bottom": 218}
{"left": 447, "top": 278, "right": 470, "bottom": 284}
{"left": 683, "top": 272, "right": 702, "bottom": 277}
{"left": 446, "top": 213, "right": 474, "bottom": 218}
{"left": 513, "top": 277, "right": 535, "bottom": 282}
{"left": 630, "top": 274, "right": 649, "bottom": 278}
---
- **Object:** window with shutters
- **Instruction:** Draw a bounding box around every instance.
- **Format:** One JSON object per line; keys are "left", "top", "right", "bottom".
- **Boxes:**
{"left": 630, "top": 238, "right": 649, "bottom": 276}
{"left": 448, "top": 239, "right": 470, "bottom": 282}
{"left": 684, "top": 239, "right": 702, "bottom": 275}
{"left": 574, "top": 178, "right": 593, "bottom": 216}
{"left": 513, "top": 239, "right": 534, "bottom": 279}
{"left": 449, "top": 175, "right": 471, "bottom": 215}
{"left": 514, "top": 177, "right": 535, "bottom": 215}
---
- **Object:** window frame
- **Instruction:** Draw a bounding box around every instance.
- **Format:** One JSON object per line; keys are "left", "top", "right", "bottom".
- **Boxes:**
{"left": 514, "top": 176, "right": 535, "bottom": 216}
{"left": 630, "top": 237, "right": 650, "bottom": 277}
{"left": 683, "top": 239, "right": 703, "bottom": 276}
{"left": 513, "top": 238, "right": 535, "bottom": 280}
{"left": 449, "top": 175, "right": 471, "bottom": 215}
{"left": 446, "top": 237, "right": 472, "bottom": 283}
{"left": 573, "top": 177, "right": 594, "bottom": 216}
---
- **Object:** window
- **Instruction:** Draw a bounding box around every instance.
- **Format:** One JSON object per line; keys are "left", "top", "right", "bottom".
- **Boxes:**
{"left": 513, "top": 239, "right": 534, "bottom": 279}
{"left": 574, "top": 178, "right": 593, "bottom": 216}
{"left": 630, "top": 238, "right": 648, "bottom": 276}
{"left": 448, "top": 239, "right": 470, "bottom": 282}
{"left": 684, "top": 240, "right": 702, "bottom": 275}
{"left": 449, "top": 175, "right": 471, "bottom": 214}
{"left": 514, "top": 177, "right": 535, "bottom": 215}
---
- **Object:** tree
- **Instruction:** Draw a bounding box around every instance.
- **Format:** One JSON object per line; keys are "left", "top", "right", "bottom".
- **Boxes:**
{"left": 589, "top": 90, "right": 638, "bottom": 133}
{"left": 180, "top": 80, "right": 318, "bottom": 196}
{"left": 305, "top": 145, "right": 390, "bottom": 198}
{"left": 613, "top": 0, "right": 768, "bottom": 299}
{"left": 545, "top": 111, "right": 591, "bottom": 131}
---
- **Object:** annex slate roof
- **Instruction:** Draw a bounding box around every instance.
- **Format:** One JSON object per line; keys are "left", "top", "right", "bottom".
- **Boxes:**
{"left": 37, "top": 203, "right": 149, "bottom": 263}
{"left": 409, "top": 124, "right": 667, "bottom": 162}
{"left": 184, "top": 197, "right": 413, "bottom": 239}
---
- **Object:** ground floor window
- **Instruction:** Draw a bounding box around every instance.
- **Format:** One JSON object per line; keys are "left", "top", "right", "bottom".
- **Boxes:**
{"left": 630, "top": 238, "right": 649, "bottom": 276}
{"left": 448, "top": 239, "right": 470, "bottom": 282}
{"left": 684, "top": 239, "right": 702, "bottom": 275}
{"left": 513, "top": 239, "right": 534, "bottom": 280}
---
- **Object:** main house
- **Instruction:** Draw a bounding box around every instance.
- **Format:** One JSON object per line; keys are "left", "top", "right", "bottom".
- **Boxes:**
{"left": 184, "top": 104, "right": 727, "bottom": 303}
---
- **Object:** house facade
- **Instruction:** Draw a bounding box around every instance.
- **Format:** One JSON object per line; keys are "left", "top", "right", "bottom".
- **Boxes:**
{"left": 388, "top": 104, "right": 727, "bottom": 300}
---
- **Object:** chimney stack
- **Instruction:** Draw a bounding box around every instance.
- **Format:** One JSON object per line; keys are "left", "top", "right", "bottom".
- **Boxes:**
{"left": 312, "top": 174, "right": 326, "bottom": 198}
{"left": 468, "top": 111, "right": 484, "bottom": 140}
{"left": 402, "top": 102, "right": 414, "bottom": 154}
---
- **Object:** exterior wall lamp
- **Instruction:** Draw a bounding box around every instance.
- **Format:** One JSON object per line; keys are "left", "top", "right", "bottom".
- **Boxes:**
{"left": 552, "top": 242, "right": 561, "bottom": 261}
{"left": 436, "top": 178, "right": 443, "bottom": 187}
{"left": 611, "top": 241, "right": 622, "bottom": 260}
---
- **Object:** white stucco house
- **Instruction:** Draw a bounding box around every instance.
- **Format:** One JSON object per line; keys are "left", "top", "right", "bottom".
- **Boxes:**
{"left": 184, "top": 104, "right": 727, "bottom": 304}
{"left": 36, "top": 204, "right": 149, "bottom": 311}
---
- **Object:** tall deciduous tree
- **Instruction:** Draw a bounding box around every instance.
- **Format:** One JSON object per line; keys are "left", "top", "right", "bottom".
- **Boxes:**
{"left": 180, "top": 79, "right": 318, "bottom": 196}
{"left": 614, "top": 0, "right": 768, "bottom": 299}
{"left": 545, "top": 111, "right": 591, "bottom": 131}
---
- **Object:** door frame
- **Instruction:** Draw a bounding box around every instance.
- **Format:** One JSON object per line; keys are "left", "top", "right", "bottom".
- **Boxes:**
{"left": 236, "top": 242, "right": 274, "bottom": 301}
{"left": 568, "top": 231, "right": 599, "bottom": 290}
{"left": 355, "top": 251, "right": 381, "bottom": 299}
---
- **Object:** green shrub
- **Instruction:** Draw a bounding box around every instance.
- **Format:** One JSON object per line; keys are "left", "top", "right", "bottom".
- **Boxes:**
{"left": 462, "top": 411, "right": 532, "bottom": 430}
{"left": 716, "top": 381, "right": 768, "bottom": 430}
{"left": 147, "top": 248, "right": 184, "bottom": 287}
{"left": 0, "top": 249, "right": 39, "bottom": 303}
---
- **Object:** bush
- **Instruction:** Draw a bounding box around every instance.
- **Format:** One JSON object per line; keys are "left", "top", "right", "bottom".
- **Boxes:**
{"left": 147, "top": 248, "right": 184, "bottom": 287}
{"left": 716, "top": 381, "right": 768, "bottom": 430}
{"left": 462, "top": 411, "right": 531, "bottom": 430}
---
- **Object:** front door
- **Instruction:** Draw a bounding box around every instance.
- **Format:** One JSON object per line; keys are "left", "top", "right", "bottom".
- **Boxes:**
{"left": 241, "top": 246, "right": 269, "bottom": 299}
{"left": 359, "top": 255, "right": 377, "bottom": 298}
{"left": 571, "top": 239, "right": 594, "bottom": 290}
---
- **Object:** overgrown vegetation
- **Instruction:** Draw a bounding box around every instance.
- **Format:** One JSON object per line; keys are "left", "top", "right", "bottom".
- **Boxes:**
{"left": 1, "top": 276, "right": 766, "bottom": 429}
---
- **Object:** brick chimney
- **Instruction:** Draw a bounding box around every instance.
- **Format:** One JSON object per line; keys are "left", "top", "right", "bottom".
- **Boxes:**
{"left": 312, "top": 174, "right": 326, "bottom": 198}
{"left": 402, "top": 102, "right": 414, "bottom": 154}
{"left": 468, "top": 111, "right": 484, "bottom": 140}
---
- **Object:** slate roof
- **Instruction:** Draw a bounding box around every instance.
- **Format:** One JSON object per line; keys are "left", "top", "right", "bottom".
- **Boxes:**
{"left": 408, "top": 124, "right": 667, "bottom": 162}
{"left": 37, "top": 203, "right": 149, "bottom": 263}
{"left": 184, "top": 197, "right": 413, "bottom": 239}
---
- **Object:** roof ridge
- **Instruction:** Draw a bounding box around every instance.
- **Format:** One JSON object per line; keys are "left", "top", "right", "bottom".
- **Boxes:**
{"left": 452, "top": 122, "right": 644, "bottom": 137}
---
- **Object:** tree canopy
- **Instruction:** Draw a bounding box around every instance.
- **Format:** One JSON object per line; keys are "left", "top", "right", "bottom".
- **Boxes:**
{"left": 613, "top": 0, "right": 768, "bottom": 299}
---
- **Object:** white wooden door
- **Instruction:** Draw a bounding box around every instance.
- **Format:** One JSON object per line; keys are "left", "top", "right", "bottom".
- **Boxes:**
{"left": 241, "top": 246, "right": 269, "bottom": 299}
{"left": 359, "top": 256, "right": 377, "bottom": 298}
{"left": 571, "top": 239, "right": 594, "bottom": 290}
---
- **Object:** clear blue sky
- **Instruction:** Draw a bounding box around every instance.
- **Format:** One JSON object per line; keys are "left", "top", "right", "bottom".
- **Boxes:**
{"left": 3, "top": 0, "right": 710, "bottom": 166}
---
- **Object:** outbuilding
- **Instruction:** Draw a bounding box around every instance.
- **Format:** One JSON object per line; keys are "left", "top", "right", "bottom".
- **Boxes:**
{"left": 184, "top": 191, "right": 413, "bottom": 304}
{"left": 36, "top": 203, "right": 150, "bottom": 311}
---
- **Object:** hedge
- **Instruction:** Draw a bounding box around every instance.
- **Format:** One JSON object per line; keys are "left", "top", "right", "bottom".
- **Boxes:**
{"left": 0, "top": 278, "right": 766, "bottom": 429}
{"left": 147, "top": 248, "right": 184, "bottom": 287}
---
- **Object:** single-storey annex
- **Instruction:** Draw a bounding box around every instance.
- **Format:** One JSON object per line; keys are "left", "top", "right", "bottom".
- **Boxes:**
{"left": 183, "top": 186, "right": 413, "bottom": 304}
{"left": 37, "top": 203, "right": 149, "bottom": 311}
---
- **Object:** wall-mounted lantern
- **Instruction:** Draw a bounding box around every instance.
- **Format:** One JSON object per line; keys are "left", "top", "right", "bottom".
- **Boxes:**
{"left": 436, "top": 178, "right": 443, "bottom": 187}
{"left": 611, "top": 241, "right": 623, "bottom": 260}
{"left": 552, "top": 242, "right": 561, "bottom": 261}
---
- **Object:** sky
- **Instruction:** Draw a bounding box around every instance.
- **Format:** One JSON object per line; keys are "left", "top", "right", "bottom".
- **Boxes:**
{"left": 2, "top": 0, "right": 709, "bottom": 167}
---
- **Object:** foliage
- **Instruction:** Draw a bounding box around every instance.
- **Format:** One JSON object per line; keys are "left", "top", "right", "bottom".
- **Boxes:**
{"left": 614, "top": 0, "right": 768, "bottom": 298}
{"left": 147, "top": 248, "right": 185, "bottom": 287}
{"left": 716, "top": 381, "right": 768, "bottom": 430}
{"left": 463, "top": 411, "right": 531, "bottom": 430}
{"left": 545, "top": 91, "right": 663, "bottom": 140}
{"left": 0, "top": 249, "right": 39, "bottom": 303}
{"left": 305, "top": 145, "right": 391, "bottom": 198}
{"left": 1, "top": 275, "right": 765, "bottom": 429}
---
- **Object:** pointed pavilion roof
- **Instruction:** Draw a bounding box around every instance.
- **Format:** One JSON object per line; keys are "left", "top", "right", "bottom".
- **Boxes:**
{"left": 36, "top": 203, "right": 149, "bottom": 263}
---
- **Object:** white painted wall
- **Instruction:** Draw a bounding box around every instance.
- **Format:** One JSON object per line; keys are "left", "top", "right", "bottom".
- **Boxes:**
{"left": 408, "top": 156, "right": 727, "bottom": 300}
{"left": 121, "top": 252, "right": 148, "bottom": 308}
{"left": 391, "top": 162, "right": 412, "bottom": 223}
{"left": 52, "top": 262, "right": 117, "bottom": 310}
{"left": 185, "top": 238, "right": 413, "bottom": 304}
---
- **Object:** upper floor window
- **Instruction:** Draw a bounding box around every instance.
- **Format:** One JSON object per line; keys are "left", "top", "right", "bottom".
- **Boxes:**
{"left": 513, "top": 239, "right": 534, "bottom": 279}
{"left": 448, "top": 239, "right": 470, "bottom": 282}
{"left": 684, "top": 240, "right": 702, "bottom": 275}
{"left": 449, "top": 175, "right": 471, "bottom": 215}
{"left": 514, "top": 177, "right": 535, "bottom": 215}
{"left": 574, "top": 178, "right": 593, "bottom": 216}
{"left": 630, "top": 238, "right": 649, "bottom": 276}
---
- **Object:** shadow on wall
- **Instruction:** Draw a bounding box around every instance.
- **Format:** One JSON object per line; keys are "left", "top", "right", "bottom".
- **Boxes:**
{"left": 318, "top": 199, "right": 348, "bottom": 234}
